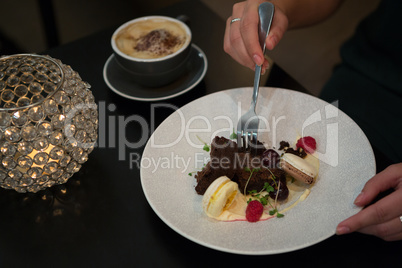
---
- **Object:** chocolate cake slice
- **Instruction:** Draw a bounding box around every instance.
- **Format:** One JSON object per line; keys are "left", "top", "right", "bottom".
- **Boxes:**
{"left": 195, "top": 136, "right": 237, "bottom": 195}
{"left": 195, "top": 136, "right": 288, "bottom": 199}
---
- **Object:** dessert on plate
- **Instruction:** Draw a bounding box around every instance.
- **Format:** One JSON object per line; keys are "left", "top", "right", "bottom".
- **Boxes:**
{"left": 193, "top": 135, "right": 319, "bottom": 222}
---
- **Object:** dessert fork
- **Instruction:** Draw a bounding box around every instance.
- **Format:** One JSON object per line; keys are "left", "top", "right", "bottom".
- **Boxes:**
{"left": 237, "top": 2, "right": 274, "bottom": 152}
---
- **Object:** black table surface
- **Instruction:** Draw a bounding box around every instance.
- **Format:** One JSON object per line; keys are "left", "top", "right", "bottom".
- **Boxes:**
{"left": 0, "top": 1, "right": 400, "bottom": 267}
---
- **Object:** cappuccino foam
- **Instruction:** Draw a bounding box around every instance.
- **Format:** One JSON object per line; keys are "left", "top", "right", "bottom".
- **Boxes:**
{"left": 115, "top": 19, "right": 189, "bottom": 59}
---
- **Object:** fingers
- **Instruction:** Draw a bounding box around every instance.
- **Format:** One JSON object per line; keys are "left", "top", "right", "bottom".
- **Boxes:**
{"left": 358, "top": 217, "right": 402, "bottom": 241}
{"left": 262, "top": 58, "right": 269, "bottom": 74}
{"left": 223, "top": 1, "right": 290, "bottom": 73}
{"left": 354, "top": 163, "right": 402, "bottom": 207}
{"left": 240, "top": 0, "right": 264, "bottom": 66}
{"left": 224, "top": 17, "right": 255, "bottom": 70}
{"left": 337, "top": 189, "right": 402, "bottom": 234}
{"left": 223, "top": 2, "right": 256, "bottom": 71}
{"left": 224, "top": 0, "right": 277, "bottom": 73}
{"left": 382, "top": 230, "right": 402, "bottom": 242}
{"left": 336, "top": 163, "right": 402, "bottom": 240}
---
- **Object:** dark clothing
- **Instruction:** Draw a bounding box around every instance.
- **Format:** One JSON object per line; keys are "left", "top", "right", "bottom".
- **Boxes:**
{"left": 320, "top": 0, "right": 402, "bottom": 168}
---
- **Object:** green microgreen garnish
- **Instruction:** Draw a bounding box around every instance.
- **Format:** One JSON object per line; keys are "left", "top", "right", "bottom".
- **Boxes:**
{"left": 188, "top": 163, "right": 208, "bottom": 176}
{"left": 196, "top": 135, "right": 210, "bottom": 152}
{"left": 230, "top": 129, "right": 237, "bottom": 139}
{"left": 247, "top": 178, "right": 285, "bottom": 218}
{"left": 243, "top": 167, "right": 260, "bottom": 196}
{"left": 268, "top": 208, "right": 284, "bottom": 218}
{"left": 263, "top": 182, "right": 274, "bottom": 193}
{"left": 248, "top": 182, "right": 272, "bottom": 206}
{"left": 265, "top": 167, "right": 278, "bottom": 187}
{"left": 203, "top": 144, "right": 210, "bottom": 152}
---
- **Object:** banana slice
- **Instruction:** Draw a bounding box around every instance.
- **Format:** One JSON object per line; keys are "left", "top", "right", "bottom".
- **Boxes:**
{"left": 202, "top": 176, "right": 239, "bottom": 218}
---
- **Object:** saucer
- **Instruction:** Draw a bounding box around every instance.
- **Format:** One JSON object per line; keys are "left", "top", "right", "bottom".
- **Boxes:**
{"left": 103, "top": 44, "right": 207, "bottom": 101}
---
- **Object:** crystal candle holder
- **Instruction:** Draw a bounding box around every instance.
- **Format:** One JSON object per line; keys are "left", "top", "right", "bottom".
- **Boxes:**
{"left": 0, "top": 54, "right": 98, "bottom": 193}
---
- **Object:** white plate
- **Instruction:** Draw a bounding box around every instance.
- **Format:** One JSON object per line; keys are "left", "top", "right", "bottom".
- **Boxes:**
{"left": 103, "top": 44, "right": 207, "bottom": 101}
{"left": 140, "top": 87, "right": 375, "bottom": 255}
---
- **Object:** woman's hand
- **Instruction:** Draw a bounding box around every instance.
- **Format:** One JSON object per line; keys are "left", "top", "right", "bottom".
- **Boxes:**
{"left": 223, "top": 0, "right": 289, "bottom": 73}
{"left": 337, "top": 163, "right": 402, "bottom": 241}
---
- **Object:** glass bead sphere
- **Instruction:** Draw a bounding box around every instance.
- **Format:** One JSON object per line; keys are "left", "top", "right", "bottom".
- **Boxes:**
{"left": 0, "top": 54, "right": 98, "bottom": 193}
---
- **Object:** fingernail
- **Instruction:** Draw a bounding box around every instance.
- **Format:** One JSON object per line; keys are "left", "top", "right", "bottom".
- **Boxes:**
{"left": 336, "top": 226, "right": 350, "bottom": 235}
{"left": 354, "top": 192, "right": 364, "bottom": 206}
{"left": 253, "top": 54, "right": 263, "bottom": 66}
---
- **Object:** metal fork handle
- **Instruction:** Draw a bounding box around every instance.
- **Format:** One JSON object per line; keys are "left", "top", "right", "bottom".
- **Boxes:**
{"left": 258, "top": 3, "right": 274, "bottom": 53}
{"left": 251, "top": 65, "right": 261, "bottom": 111}
{"left": 251, "top": 2, "right": 274, "bottom": 111}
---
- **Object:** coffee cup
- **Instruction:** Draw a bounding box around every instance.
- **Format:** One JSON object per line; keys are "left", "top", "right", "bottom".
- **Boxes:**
{"left": 111, "top": 16, "right": 192, "bottom": 87}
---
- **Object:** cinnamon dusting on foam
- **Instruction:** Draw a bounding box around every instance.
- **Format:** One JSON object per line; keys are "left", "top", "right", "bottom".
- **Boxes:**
{"left": 115, "top": 19, "right": 188, "bottom": 59}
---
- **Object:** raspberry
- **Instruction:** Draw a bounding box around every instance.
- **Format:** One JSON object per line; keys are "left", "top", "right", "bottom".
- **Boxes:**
{"left": 296, "top": 136, "right": 317, "bottom": 154}
{"left": 246, "top": 200, "right": 264, "bottom": 222}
